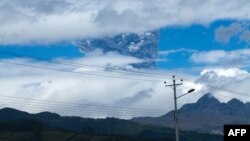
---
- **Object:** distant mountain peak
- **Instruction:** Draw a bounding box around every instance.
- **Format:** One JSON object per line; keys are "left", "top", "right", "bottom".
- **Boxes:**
{"left": 0, "top": 95, "right": 247, "bottom": 136}
{"left": 75, "top": 31, "right": 160, "bottom": 69}
{"left": 227, "top": 98, "right": 244, "bottom": 106}
{"left": 196, "top": 94, "right": 220, "bottom": 105}
{"left": 132, "top": 93, "right": 250, "bottom": 133}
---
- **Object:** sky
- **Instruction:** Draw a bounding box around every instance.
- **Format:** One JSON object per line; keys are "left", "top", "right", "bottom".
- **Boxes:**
{"left": 0, "top": 0, "right": 250, "bottom": 119}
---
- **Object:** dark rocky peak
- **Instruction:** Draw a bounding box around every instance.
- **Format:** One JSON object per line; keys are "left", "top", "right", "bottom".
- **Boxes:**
{"left": 178, "top": 94, "right": 221, "bottom": 113}
{"left": 227, "top": 98, "right": 244, "bottom": 107}
{"left": 246, "top": 102, "right": 250, "bottom": 106}
{"left": 132, "top": 93, "right": 250, "bottom": 133}
{"left": 196, "top": 94, "right": 220, "bottom": 106}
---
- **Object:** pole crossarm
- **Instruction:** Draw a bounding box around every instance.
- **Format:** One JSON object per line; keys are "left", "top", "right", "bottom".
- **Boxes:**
{"left": 164, "top": 83, "right": 183, "bottom": 87}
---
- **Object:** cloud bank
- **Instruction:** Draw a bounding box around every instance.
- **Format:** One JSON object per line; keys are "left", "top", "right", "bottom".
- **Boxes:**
{"left": 0, "top": 51, "right": 177, "bottom": 119}
{"left": 190, "top": 49, "right": 250, "bottom": 68}
{"left": 1, "top": 53, "right": 250, "bottom": 118}
{"left": 195, "top": 68, "right": 250, "bottom": 102}
{"left": 1, "top": 0, "right": 250, "bottom": 44}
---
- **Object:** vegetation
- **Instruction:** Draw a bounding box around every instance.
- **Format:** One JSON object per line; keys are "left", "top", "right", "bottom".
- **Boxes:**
{"left": 0, "top": 119, "right": 223, "bottom": 141}
{"left": 0, "top": 108, "right": 223, "bottom": 141}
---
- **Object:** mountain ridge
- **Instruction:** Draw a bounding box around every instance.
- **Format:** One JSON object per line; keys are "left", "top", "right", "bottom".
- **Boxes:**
{"left": 0, "top": 107, "right": 223, "bottom": 141}
{"left": 132, "top": 94, "right": 250, "bottom": 134}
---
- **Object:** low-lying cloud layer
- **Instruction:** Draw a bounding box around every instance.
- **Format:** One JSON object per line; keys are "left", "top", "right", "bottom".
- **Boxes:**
{"left": 1, "top": 0, "right": 250, "bottom": 44}
{"left": 0, "top": 51, "right": 177, "bottom": 118}
{"left": 1, "top": 50, "right": 250, "bottom": 118}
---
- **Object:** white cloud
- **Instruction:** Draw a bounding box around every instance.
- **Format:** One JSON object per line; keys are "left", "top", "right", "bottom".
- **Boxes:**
{"left": 113, "top": 89, "right": 153, "bottom": 107}
{"left": 190, "top": 49, "right": 250, "bottom": 67}
{"left": 195, "top": 68, "right": 250, "bottom": 103}
{"left": 200, "top": 68, "right": 248, "bottom": 77}
{"left": 74, "top": 49, "right": 144, "bottom": 68}
{"left": 0, "top": 52, "right": 180, "bottom": 119}
{"left": 159, "top": 48, "right": 197, "bottom": 56}
{"left": 1, "top": 0, "right": 250, "bottom": 44}
{"left": 1, "top": 53, "right": 250, "bottom": 118}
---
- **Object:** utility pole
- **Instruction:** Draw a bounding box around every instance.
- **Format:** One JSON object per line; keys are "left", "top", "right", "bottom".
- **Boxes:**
{"left": 164, "top": 76, "right": 183, "bottom": 141}
{"left": 164, "top": 76, "right": 195, "bottom": 141}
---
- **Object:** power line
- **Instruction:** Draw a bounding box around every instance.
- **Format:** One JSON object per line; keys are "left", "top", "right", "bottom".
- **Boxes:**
{"left": 0, "top": 60, "right": 164, "bottom": 83}
{"left": 2, "top": 58, "right": 250, "bottom": 107}
{"left": 0, "top": 49, "right": 174, "bottom": 79}
{"left": 2, "top": 50, "right": 250, "bottom": 113}
{"left": 0, "top": 94, "right": 166, "bottom": 113}
{"left": 0, "top": 92, "right": 209, "bottom": 119}
{"left": 0, "top": 98, "right": 172, "bottom": 118}
{"left": 1, "top": 56, "right": 250, "bottom": 104}
{"left": 204, "top": 85, "right": 250, "bottom": 97}
{"left": 2, "top": 50, "right": 249, "bottom": 99}
{"left": 176, "top": 73, "right": 250, "bottom": 100}
{"left": 0, "top": 93, "right": 195, "bottom": 118}
{"left": 182, "top": 85, "right": 250, "bottom": 102}
{"left": 0, "top": 99, "right": 188, "bottom": 119}
{"left": 0, "top": 100, "right": 159, "bottom": 117}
